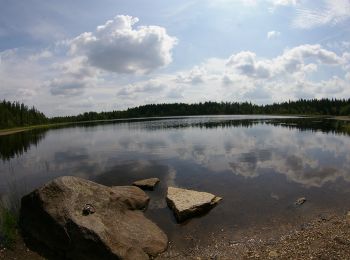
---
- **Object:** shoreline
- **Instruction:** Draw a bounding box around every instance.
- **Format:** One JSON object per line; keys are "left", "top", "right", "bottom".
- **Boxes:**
{"left": 158, "top": 212, "right": 350, "bottom": 259}
{"left": 1, "top": 114, "right": 347, "bottom": 137}
{"left": 1, "top": 211, "right": 350, "bottom": 259}
{"left": 0, "top": 123, "right": 70, "bottom": 136}
{"left": 332, "top": 116, "right": 350, "bottom": 121}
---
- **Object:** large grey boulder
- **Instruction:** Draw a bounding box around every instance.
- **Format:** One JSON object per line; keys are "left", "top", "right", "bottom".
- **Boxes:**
{"left": 20, "top": 176, "right": 168, "bottom": 260}
{"left": 166, "top": 187, "right": 222, "bottom": 222}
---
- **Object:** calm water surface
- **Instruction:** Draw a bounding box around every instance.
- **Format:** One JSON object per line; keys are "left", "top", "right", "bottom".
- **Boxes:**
{"left": 1, "top": 115, "right": 350, "bottom": 247}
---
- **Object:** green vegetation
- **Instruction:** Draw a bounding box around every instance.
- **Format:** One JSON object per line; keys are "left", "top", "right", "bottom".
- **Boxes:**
{"left": 51, "top": 98, "right": 350, "bottom": 123}
{"left": 0, "top": 200, "right": 17, "bottom": 249}
{"left": 342, "top": 122, "right": 350, "bottom": 133}
{"left": 1, "top": 98, "right": 350, "bottom": 130}
{"left": 0, "top": 100, "right": 47, "bottom": 129}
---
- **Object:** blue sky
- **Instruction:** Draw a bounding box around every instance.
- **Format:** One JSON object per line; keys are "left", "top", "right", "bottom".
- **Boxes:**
{"left": 0, "top": 0, "right": 349, "bottom": 116}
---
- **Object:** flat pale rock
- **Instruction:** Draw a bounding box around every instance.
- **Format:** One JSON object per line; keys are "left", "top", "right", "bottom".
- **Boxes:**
{"left": 166, "top": 187, "right": 222, "bottom": 222}
{"left": 20, "top": 176, "right": 168, "bottom": 260}
{"left": 295, "top": 197, "right": 306, "bottom": 206}
{"left": 133, "top": 178, "right": 160, "bottom": 190}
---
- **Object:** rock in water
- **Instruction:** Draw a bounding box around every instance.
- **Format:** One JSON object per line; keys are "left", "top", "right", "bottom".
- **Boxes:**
{"left": 133, "top": 178, "right": 160, "bottom": 190}
{"left": 20, "top": 176, "right": 168, "bottom": 260}
{"left": 295, "top": 197, "right": 306, "bottom": 206}
{"left": 166, "top": 187, "right": 222, "bottom": 222}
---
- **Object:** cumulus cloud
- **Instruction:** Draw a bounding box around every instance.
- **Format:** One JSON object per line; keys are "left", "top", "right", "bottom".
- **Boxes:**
{"left": 346, "top": 72, "right": 350, "bottom": 81}
{"left": 40, "top": 15, "right": 178, "bottom": 98}
{"left": 49, "top": 78, "right": 87, "bottom": 96}
{"left": 124, "top": 43, "right": 349, "bottom": 106}
{"left": 221, "top": 0, "right": 298, "bottom": 7}
{"left": 226, "top": 44, "right": 344, "bottom": 79}
{"left": 276, "top": 44, "right": 344, "bottom": 76}
{"left": 116, "top": 80, "right": 167, "bottom": 97}
{"left": 46, "top": 57, "right": 98, "bottom": 97}
{"left": 28, "top": 50, "right": 52, "bottom": 61}
{"left": 1, "top": 29, "right": 349, "bottom": 116}
{"left": 0, "top": 48, "right": 48, "bottom": 103}
{"left": 69, "top": 15, "right": 177, "bottom": 74}
{"left": 175, "top": 66, "right": 207, "bottom": 84}
{"left": 269, "top": 0, "right": 298, "bottom": 6}
{"left": 267, "top": 30, "right": 281, "bottom": 39}
{"left": 109, "top": 43, "right": 349, "bottom": 108}
{"left": 227, "top": 51, "right": 272, "bottom": 78}
{"left": 293, "top": 0, "right": 350, "bottom": 29}
{"left": 167, "top": 86, "right": 185, "bottom": 99}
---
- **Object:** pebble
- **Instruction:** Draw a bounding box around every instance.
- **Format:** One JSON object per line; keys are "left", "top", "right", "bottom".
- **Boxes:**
{"left": 334, "top": 236, "right": 349, "bottom": 245}
{"left": 295, "top": 197, "right": 306, "bottom": 206}
{"left": 268, "top": 250, "right": 279, "bottom": 258}
{"left": 346, "top": 211, "right": 350, "bottom": 224}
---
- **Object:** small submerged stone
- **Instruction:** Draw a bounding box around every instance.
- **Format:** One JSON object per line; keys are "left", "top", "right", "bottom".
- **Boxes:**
{"left": 295, "top": 197, "right": 306, "bottom": 206}
{"left": 166, "top": 187, "right": 222, "bottom": 222}
{"left": 133, "top": 178, "right": 160, "bottom": 190}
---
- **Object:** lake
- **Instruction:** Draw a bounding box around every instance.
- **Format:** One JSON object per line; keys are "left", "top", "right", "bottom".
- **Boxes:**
{"left": 1, "top": 115, "right": 350, "bottom": 254}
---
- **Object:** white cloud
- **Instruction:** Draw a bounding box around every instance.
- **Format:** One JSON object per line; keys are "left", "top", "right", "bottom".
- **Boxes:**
{"left": 48, "top": 78, "right": 87, "bottom": 96}
{"left": 277, "top": 44, "right": 344, "bottom": 74}
{"left": 226, "top": 44, "right": 344, "bottom": 80}
{"left": 227, "top": 51, "right": 272, "bottom": 78}
{"left": 208, "top": 0, "right": 300, "bottom": 7}
{"left": 176, "top": 66, "right": 207, "bottom": 84}
{"left": 0, "top": 15, "right": 179, "bottom": 115}
{"left": 327, "top": 41, "right": 350, "bottom": 52}
{"left": 167, "top": 86, "right": 186, "bottom": 99}
{"left": 212, "top": 0, "right": 297, "bottom": 7}
{"left": 116, "top": 80, "right": 167, "bottom": 97}
{"left": 69, "top": 15, "right": 177, "bottom": 74}
{"left": 0, "top": 48, "right": 49, "bottom": 104}
{"left": 28, "top": 50, "right": 53, "bottom": 61}
{"left": 346, "top": 72, "right": 350, "bottom": 81}
{"left": 109, "top": 43, "right": 349, "bottom": 108}
{"left": 267, "top": 30, "right": 281, "bottom": 39}
{"left": 269, "top": 0, "right": 298, "bottom": 6}
{"left": 293, "top": 0, "right": 350, "bottom": 29}
{"left": 41, "top": 15, "right": 178, "bottom": 98}
{"left": 46, "top": 57, "right": 99, "bottom": 97}
{"left": 1, "top": 34, "right": 349, "bottom": 116}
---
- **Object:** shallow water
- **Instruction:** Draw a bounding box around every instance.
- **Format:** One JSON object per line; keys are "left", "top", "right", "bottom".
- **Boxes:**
{"left": 1, "top": 115, "right": 350, "bottom": 247}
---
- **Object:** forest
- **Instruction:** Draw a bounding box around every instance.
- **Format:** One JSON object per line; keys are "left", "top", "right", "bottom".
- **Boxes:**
{"left": 51, "top": 98, "right": 350, "bottom": 123}
{"left": 1, "top": 98, "right": 350, "bottom": 129}
{"left": 0, "top": 100, "right": 48, "bottom": 129}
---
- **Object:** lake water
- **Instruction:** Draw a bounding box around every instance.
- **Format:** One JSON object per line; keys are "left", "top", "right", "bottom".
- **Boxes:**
{"left": 1, "top": 115, "right": 350, "bottom": 252}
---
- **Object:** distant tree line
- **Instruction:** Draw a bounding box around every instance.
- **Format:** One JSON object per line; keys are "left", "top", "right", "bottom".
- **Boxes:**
{"left": 1, "top": 98, "right": 350, "bottom": 129}
{"left": 51, "top": 98, "right": 350, "bottom": 123}
{"left": 0, "top": 100, "right": 47, "bottom": 129}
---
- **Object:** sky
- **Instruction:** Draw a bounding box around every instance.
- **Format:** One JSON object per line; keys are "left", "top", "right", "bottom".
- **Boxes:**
{"left": 0, "top": 0, "right": 350, "bottom": 116}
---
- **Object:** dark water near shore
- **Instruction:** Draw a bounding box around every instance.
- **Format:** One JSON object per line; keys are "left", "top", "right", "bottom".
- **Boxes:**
{"left": 1, "top": 115, "right": 350, "bottom": 247}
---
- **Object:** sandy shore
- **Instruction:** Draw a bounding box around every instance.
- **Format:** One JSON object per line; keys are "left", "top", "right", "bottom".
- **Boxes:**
{"left": 157, "top": 212, "right": 350, "bottom": 259}
{"left": 0, "top": 129, "right": 30, "bottom": 136}
{"left": 332, "top": 116, "right": 350, "bottom": 121}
